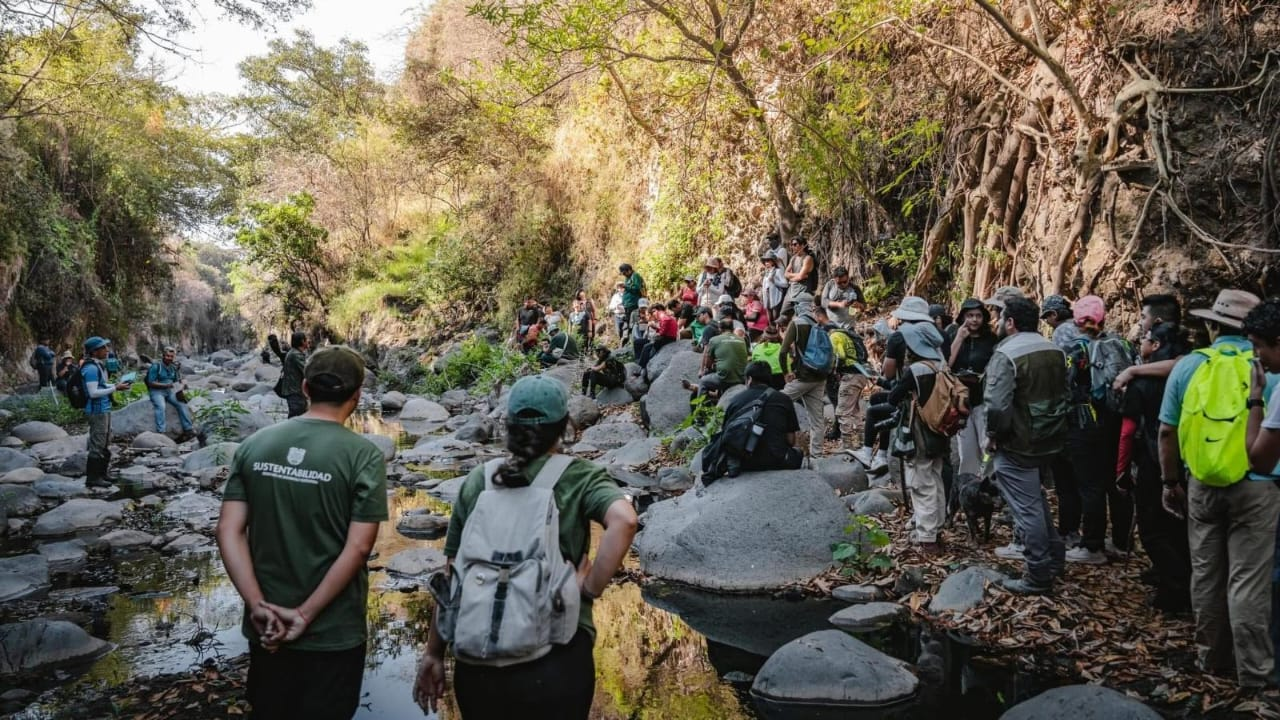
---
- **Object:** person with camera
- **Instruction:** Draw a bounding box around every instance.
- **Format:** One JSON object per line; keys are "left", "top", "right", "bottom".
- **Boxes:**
{"left": 146, "top": 346, "right": 195, "bottom": 441}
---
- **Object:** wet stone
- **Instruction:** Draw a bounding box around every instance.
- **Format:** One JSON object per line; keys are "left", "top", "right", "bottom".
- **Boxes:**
{"left": 385, "top": 547, "right": 447, "bottom": 577}
{"left": 10, "top": 421, "right": 67, "bottom": 445}
{"left": 0, "top": 620, "right": 113, "bottom": 675}
{"left": 930, "top": 566, "right": 1007, "bottom": 614}
{"left": 99, "top": 529, "right": 157, "bottom": 550}
{"left": 828, "top": 602, "right": 907, "bottom": 632}
{"left": 162, "top": 534, "right": 214, "bottom": 554}
{"left": 1001, "top": 684, "right": 1162, "bottom": 720}
{"left": 33, "top": 475, "right": 88, "bottom": 500}
{"left": 751, "top": 630, "right": 917, "bottom": 710}
{"left": 37, "top": 540, "right": 88, "bottom": 574}
{"left": 0, "top": 485, "right": 41, "bottom": 517}
{"left": 0, "top": 555, "right": 50, "bottom": 603}
{"left": 33, "top": 499, "right": 122, "bottom": 537}
{"left": 396, "top": 511, "right": 450, "bottom": 539}
{"left": 0, "top": 468, "right": 43, "bottom": 485}
{"left": 833, "top": 584, "right": 887, "bottom": 603}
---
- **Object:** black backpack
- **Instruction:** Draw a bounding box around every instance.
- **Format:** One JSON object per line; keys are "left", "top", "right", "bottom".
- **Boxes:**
{"left": 724, "top": 269, "right": 743, "bottom": 299}
{"left": 66, "top": 362, "right": 89, "bottom": 409}
{"left": 721, "top": 391, "right": 770, "bottom": 460}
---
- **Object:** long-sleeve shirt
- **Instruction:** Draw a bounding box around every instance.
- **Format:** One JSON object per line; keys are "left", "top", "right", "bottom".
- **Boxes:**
{"left": 780, "top": 318, "right": 824, "bottom": 382}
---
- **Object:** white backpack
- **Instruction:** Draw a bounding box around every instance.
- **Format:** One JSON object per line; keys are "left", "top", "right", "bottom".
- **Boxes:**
{"left": 433, "top": 454, "right": 581, "bottom": 666}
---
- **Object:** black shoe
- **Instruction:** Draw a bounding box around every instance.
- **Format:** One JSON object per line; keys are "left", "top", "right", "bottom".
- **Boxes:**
{"left": 1001, "top": 577, "right": 1052, "bottom": 595}
{"left": 86, "top": 477, "right": 114, "bottom": 489}
{"left": 1139, "top": 566, "right": 1160, "bottom": 587}
{"left": 824, "top": 427, "right": 841, "bottom": 441}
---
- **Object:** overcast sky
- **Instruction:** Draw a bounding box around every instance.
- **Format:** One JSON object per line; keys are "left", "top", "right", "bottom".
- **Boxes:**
{"left": 158, "top": 0, "right": 426, "bottom": 96}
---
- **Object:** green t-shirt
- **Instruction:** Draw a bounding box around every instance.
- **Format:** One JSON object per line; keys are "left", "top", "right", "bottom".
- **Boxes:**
{"left": 444, "top": 455, "right": 625, "bottom": 637}
{"left": 709, "top": 333, "right": 748, "bottom": 384}
{"left": 690, "top": 320, "right": 708, "bottom": 343}
{"left": 222, "top": 418, "right": 389, "bottom": 651}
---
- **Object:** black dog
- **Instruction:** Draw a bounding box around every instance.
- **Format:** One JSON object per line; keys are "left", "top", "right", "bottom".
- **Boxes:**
{"left": 951, "top": 472, "right": 1002, "bottom": 542}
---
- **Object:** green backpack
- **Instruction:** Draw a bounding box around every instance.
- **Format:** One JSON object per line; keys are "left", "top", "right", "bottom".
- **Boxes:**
{"left": 1177, "top": 346, "right": 1254, "bottom": 487}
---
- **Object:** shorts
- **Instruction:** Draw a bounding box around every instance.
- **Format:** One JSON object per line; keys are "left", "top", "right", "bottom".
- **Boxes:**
{"left": 247, "top": 642, "right": 365, "bottom": 720}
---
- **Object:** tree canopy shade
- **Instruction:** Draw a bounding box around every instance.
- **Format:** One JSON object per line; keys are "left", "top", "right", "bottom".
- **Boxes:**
{"left": 228, "top": 191, "right": 334, "bottom": 320}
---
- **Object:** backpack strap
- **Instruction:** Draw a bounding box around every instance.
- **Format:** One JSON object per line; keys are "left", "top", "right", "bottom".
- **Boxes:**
{"left": 531, "top": 453, "right": 573, "bottom": 490}
{"left": 482, "top": 458, "right": 506, "bottom": 491}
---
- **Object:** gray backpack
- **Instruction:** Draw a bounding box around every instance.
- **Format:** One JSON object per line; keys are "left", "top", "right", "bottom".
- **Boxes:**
{"left": 431, "top": 454, "right": 580, "bottom": 666}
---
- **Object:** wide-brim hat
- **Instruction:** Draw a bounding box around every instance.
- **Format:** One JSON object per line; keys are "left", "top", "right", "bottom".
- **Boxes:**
{"left": 900, "top": 322, "right": 944, "bottom": 361}
{"left": 60, "top": 350, "right": 73, "bottom": 359}
{"left": 1189, "top": 289, "right": 1261, "bottom": 329}
{"left": 717, "top": 294, "right": 735, "bottom": 306}
{"left": 891, "top": 296, "right": 933, "bottom": 323}
{"left": 983, "top": 286, "right": 1027, "bottom": 311}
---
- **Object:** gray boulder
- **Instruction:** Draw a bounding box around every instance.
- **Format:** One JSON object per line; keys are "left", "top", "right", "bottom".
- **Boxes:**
{"left": 644, "top": 340, "right": 694, "bottom": 383}
{"left": 0, "top": 467, "right": 42, "bottom": 484}
{"left": 578, "top": 422, "right": 646, "bottom": 452}
{"left": 599, "top": 437, "right": 663, "bottom": 468}
{"left": 846, "top": 489, "right": 897, "bottom": 516}
{"left": 380, "top": 391, "right": 407, "bottom": 411}
{"left": 833, "top": 584, "right": 886, "bottom": 603}
{"left": 33, "top": 475, "right": 87, "bottom": 500}
{"left": 605, "top": 466, "right": 659, "bottom": 490}
{"left": 161, "top": 493, "right": 222, "bottom": 530}
{"left": 595, "top": 387, "right": 634, "bottom": 407}
{"left": 666, "top": 427, "right": 704, "bottom": 456}
{"left": 109, "top": 399, "right": 183, "bottom": 438}
{"left": 132, "top": 432, "right": 177, "bottom": 450}
{"left": 99, "top": 529, "right": 156, "bottom": 551}
{"left": 396, "top": 511, "right": 449, "bottom": 539}
{"left": 427, "top": 476, "right": 467, "bottom": 504}
{"left": 56, "top": 451, "right": 88, "bottom": 478}
{"left": 399, "top": 398, "right": 450, "bottom": 422}
{"left": 163, "top": 534, "right": 214, "bottom": 554}
{"left": 0, "top": 620, "right": 113, "bottom": 675}
{"left": 929, "top": 566, "right": 1007, "bottom": 614}
{"left": 642, "top": 582, "right": 838, "bottom": 657}
{"left": 1000, "top": 685, "right": 1162, "bottom": 720}
{"left": 623, "top": 362, "right": 649, "bottom": 398}
{"left": 11, "top": 421, "right": 67, "bottom": 444}
{"left": 385, "top": 547, "right": 447, "bottom": 577}
{"left": 28, "top": 434, "right": 86, "bottom": 463}
{"left": 0, "top": 555, "right": 50, "bottom": 603}
{"left": 751, "top": 631, "right": 917, "bottom": 710}
{"left": 454, "top": 417, "right": 496, "bottom": 444}
{"left": 0, "top": 485, "right": 41, "bottom": 516}
{"left": 0, "top": 448, "right": 36, "bottom": 473}
{"left": 567, "top": 394, "right": 601, "bottom": 429}
{"left": 33, "top": 499, "right": 122, "bottom": 537}
{"left": 37, "top": 540, "right": 87, "bottom": 574}
{"left": 657, "top": 467, "right": 694, "bottom": 492}
{"left": 438, "top": 388, "right": 471, "bottom": 412}
{"left": 361, "top": 433, "right": 396, "bottom": 462}
{"left": 828, "top": 602, "right": 907, "bottom": 632}
{"left": 182, "top": 443, "right": 240, "bottom": 472}
{"left": 636, "top": 470, "right": 846, "bottom": 591}
{"left": 638, "top": 350, "right": 701, "bottom": 436}
{"left": 813, "top": 456, "right": 868, "bottom": 494}
{"left": 209, "top": 350, "right": 236, "bottom": 366}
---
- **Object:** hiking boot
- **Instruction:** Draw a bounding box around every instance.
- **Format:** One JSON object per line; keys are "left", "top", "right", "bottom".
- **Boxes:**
{"left": 824, "top": 426, "right": 841, "bottom": 441}
{"left": 1065, "top": 546, "right": 1107, "bottom": 564}
{"left": 1104, "top": 539, "right": 1130, "bottom": 559}
{"left": 868, "top": 450, "right": 888, "bottom": 474}
{"left": 681, "top": 379, "right": 696, "bottom": 392}
{"left": 994, "top": 541, "right": 1025, "bottom": 560}
{"left": 1001, "top": 576, "right": 1052, "bottom": 595}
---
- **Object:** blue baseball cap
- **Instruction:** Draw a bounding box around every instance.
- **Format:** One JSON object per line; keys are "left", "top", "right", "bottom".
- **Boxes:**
{"left": 83, "top": 336, "right": 110, "bottom": 352}
{"left": 508, "top": 375, "right": 569, "bottom": 425}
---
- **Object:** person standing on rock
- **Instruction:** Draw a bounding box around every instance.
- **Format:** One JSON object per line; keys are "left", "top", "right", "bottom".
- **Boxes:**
{"left": 280, "top": 331, "right": 311, "bottom": 418}
{"left": 983, "top": 297, "right": 1070, "bottom": 595}
{"left": 81, "top": 336, "right": 132, "bottom": 488}
{"left": 145, "top": 346, "right": 195, "bottom": 441}
{"left": 620, "top": 263, "right": 645, "bottom": 322}
{"left": 216, "top": 345, "right": 387, "bottom": 720}
{"left": 31, "top": 337, "right": 55, "bottom": 390}
{"left": 607, "top": 282, "right": 627, "bottom": 341}
{"left": 781, "top": 237, "right": 816, "bottom": 318}
{"left": 820, "top": 266, "right": 864, "bottom": 330}
{"left": 779, "top": 292, "right": 830, "bottom": 460}
{"left": 414, "top": 375, "right": 638, "bottom": 718}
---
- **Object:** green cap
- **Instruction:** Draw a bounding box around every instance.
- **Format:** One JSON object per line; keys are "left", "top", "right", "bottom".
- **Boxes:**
{"left": 304, "top": 345, "right": 365, "bottom": 394}
{"left": 508, "top": 375, "right": 569, "bottom": 425}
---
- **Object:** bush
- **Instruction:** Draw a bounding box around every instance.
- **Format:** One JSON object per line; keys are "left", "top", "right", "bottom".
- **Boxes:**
{"left": 831, "top": 515, "right": 893, "bottom": 576}
{"left": 665, "top": 394, "right": 724, "bottom": 461}
{"left": 195, "top": 400, "right": 249, "bottom": 442}
{"left": 0, "top": 393, "right": 84, "bottom": 430}
{"left": 421, "top": 336, "right": 537, "bottom": 396}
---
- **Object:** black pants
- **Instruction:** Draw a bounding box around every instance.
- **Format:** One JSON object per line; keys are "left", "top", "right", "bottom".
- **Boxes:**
{"left": 863, "top": 392, "right": 894, "bottom": 450}
{"left": 638, "top": 336, "right": 672, "bottom": 369}
{"left": 286, "top": 393, "right": 308, "bottom": 418}
{"left": 1069, "top": 409, "right": 1132, "bottom": 552}
{"left": 582, "top": 370, "right": 622, "bottom": 397}
{"left": 248, "top": 642, "right": 365, "bottom": 720}
{"left": 454, "top": 629, "right": 595, "bottom": 720}
{"left": 1133, "top": 449, "right": 1191, "bottom": 604}
{"left": 1050, "top": 453, "right": 1080, "bottom": 538}
{"left": 37, "top": 365, "right": 54, "bottom": 387}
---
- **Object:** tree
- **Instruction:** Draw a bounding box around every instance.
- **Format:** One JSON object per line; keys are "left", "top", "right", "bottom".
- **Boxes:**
{"left": 228, "top": 192, "right": 333, "bottom": 320}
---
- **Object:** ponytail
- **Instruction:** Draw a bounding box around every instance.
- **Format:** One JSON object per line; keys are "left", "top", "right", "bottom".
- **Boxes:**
{"left": 496, "top": 417, "right": 569, "bottom": 487}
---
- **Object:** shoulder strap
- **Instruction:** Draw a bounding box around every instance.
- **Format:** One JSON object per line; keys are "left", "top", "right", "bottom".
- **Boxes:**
{"left": 482, "top": 458, "right": 505, "bottom": 491}
{"left": 531, "top": 453, "right": 573, "bottom": 490}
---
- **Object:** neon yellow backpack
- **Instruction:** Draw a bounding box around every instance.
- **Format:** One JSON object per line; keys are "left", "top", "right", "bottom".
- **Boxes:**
{"left": 1178, "top": 346, "right": 1254, "bottom": 486}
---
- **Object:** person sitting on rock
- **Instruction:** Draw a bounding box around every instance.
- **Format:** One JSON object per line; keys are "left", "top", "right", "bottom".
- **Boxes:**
{"left": 582, "top": 345, "right": 626, "bottom": 399}
{"left": 146, "top": 346, "right": 196, "bottom": 441}
{"left": 742, "top": 287, "right": 770, "bottom": 341}
{"left": 515, "top": 296, "right": 544, "bottom": 347}
{"left": 630, "top": 300, "right": 650, "bottom": 361}
{"left": 691, "top": 306, "right": 715, "bottom": 348}
{"left": 700, "top": 361, "right": 804, "bottom": 482}
{"left": 637, "top": 302, "right": 678, "bottom": 375}
{"left": 750, "top": 325, "right": 786, "bottom": 390}
{"left": 716, "top": 294, "right": 749, "bottom": 339}
{"left": 538, "top": 326, "right": 579, "bottom": 367}
{"left": 683, "top": 317, "right": 748, "bottom": 403}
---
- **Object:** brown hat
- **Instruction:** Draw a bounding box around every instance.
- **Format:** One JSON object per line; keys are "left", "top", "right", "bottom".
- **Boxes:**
{"left": 762, "top": 325, "right": 782, "bottom": 342}
{"left": 304, "top": 345, "right": 366, "bottom": 394}
{"left": 983, "top": 286, "right": 1027, "bottom": 311}
{"left": 1189, "top": 289, "right": 1261, "bottom": 329}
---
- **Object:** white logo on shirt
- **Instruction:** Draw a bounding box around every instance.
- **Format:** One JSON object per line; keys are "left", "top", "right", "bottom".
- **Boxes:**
{"left": 287, "top": 447, "right": 306, "bottom": 465}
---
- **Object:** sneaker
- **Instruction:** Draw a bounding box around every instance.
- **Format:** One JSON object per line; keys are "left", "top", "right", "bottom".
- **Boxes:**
{"left": 848, "top": 447, "right": 876, "bottom": 467}
{"left": 1002, "top": 576, "right": 1052, "bottom": 595}
{"left": 868, "top": 450, "right": 889, "bottom": 474}
{"left": 994, "top": 542, "right": 1025, "bottom": 560}
{"left": 1061, "top": 532, "right": 1081, "bottom": 549}
{"left": 1065, "top": 546, "right": 1107, "bottom": 564}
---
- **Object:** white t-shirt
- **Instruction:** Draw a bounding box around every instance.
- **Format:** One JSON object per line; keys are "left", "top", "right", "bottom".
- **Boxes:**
{"left": 1262, "top": 382, "right": 1280, "bottom": 430}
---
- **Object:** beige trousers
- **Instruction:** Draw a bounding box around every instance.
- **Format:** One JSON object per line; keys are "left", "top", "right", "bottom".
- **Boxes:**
{"left": 906, "top": 456, "right": 945, "bottom": 543}
{"left": 782, "top": 377, "right": 826, "bottom": 457}
{"left": 836, "top": 373, "right": 871, "bottom": 446}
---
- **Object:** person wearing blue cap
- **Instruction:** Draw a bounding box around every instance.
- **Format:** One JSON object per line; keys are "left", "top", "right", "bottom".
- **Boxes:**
{"left": 81, "top": 336, "right": 132, "bottom": 487}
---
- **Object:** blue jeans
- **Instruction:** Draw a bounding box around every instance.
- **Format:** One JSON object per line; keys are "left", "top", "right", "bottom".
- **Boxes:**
{"left": 150, "top": 389, "right": 193, "bottom": 433}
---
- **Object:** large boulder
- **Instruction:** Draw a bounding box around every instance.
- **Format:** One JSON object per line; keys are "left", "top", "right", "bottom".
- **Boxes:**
{"left": 595, "top": 387, "right": 634, "bottom": 407}
{"left": 32, "top": 499, "right": 123, "bottom": 537}
{"left": 361, "top": 433, "right": 396, "bottom": 462}
{"left": 600, "top": 438, "right": 663, "bottom": 469}
{"left": 32, "top": 475, "right": 87, "bottom": 500}
{"left": 1001, "top": 685, "right": 1162, "bottom": 720}
{"left": 253, "top": 365, "right": 281, "bottom": 383}
{"left": 380, "top": 391, "right": 407, "bottom": 411}
{"left": 10, "top": 421, "right": 67, "bottom": 444}
{"left": 636, "top": 470, "right": 846, "bottom": 591}
{"left": 644, "top": 339, "right": 694, "bottom": 383}
{"left": 161, "top": 493, "right": 222, "bottom": 530}
{"left": 751, "top": 630, "right": 917, "bottom": 712}
{"left": 27, "top": 434, "right": 86, "bottom": 463}
{"left": 182, "top": 443, "right": 240, "bottom": 472}
{"left": 399, "top": 398, "right": 450, "bottom": 422}
{"left": 813, "top": 456, "right": 868, "bottom": 494}
{"left": 0, "top": 620, "right": 113, "bottom": 675}
{"left": 109, "top": 399, "right": 183, "bottom": 438}
{"left": 638, "top": 350, "right": 701, "bottom": 436}
{"left": 929, "top": 566, "right": 1007, "bottom": 614}
{"left": 0, "top": 448, "right": 36, "bottom": 474}
{"left": 208, "top": 350, "right": 236, "bottom": 366}
{"left": 567, "top": 394, "right": 601, "bottom": 429}
{"left": 0, "top": 485, "right": 41, "bottom": 516}
{"left": 0, "top": 467, "right": 43, "bottom": 484}
{"left": 0, "top": 555, "right": 50, "bottom": 603}
{"left": 576, "top": 422, "right": 646, "bottom": 452}
{"left": 132, "top": 432, "right": 177, "bottom": 450}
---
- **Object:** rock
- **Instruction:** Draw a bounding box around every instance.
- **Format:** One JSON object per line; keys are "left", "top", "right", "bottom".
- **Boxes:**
{"left": 361, "top": 433, "right": 396, "bottom": 462}
{"left": 27, "top": 434, "right": 86, "bottom": 463}
{"left": 385, "top": 547, "right": 447, "bottom": 577}
{"left": 827, "top": 602, "right": 907, "bottom": 632}
{"left": 161, "top": 493, "right": 222, "bottom": 530}
{"left": 33, "top": 499, "right": 122, "bottom": 537}
{"left": 567, "top": 394, "right": 601, "bottom": 429}
{"left": 599, "top": 437, "right": 662, "bottom": 468}
{"left": 605, "top": 466, "right": 659, "bottom": 490}
{"left": 576, "top": 422, "right": 646, "bottom": 451}
{"left": 182, "top": 443, "right": 240, "bottom": 472}
{"left": 37, "top": 540, "right": 87, "bottom": 574}
{"left": 636, "top": 470, "right": 846, "bottom": 591}
{"left": 225, "top": 408, "right": 274, "bottom": 441}
{"left": 399, "top": 398, "right": 451, "bottom": 422}
{"left": 48, "top": 586, "right": 119, "bottom": 602}
{"left": 33, "top": 475, "right": 88, "bottom": 500}
{"left": 623, "top": 363, "right": 649, "bottom": 398}
{"left": 643, "top": 583, "right": 838, "bottom": 657}
{"left": 666, "top": 427, "right": 703, "bottom": 456}
{"left": 99, "top": 529, "right": 156, "bottom": 550}
{"left": 0, "top": 555, "right": 50, "bottom": 602}
{"left": 438, "top": 388, "right": 470, "bottom": 412}
{"left": 396, "top": 511, "right": 450, "bottom": 539}
{"left": 0, "top": 467, "right": 43, "bottom": 484}
{"left": 1001, "top": 685, "right": 1162, "bottom": 720}
{"left": 380, "top": 391, "right": 407, "bottom": 411}
{"left": 132, "top": 432, "right": 177, "bottom": 449}
{"left": 832, "top": 584, "right": 886, "bottom": 603}
{"left": 595, "top": 387, "right": 634, "bottom": 406}
{"left": 846, "top": 489, "right": 896, "bottom": 516}
{"left": 56, "top": 452, "right": 87, "bottom": 478}
{"left": 645, "top": 340, "right": 694, "bottom": 383}
{"left": 751, "top": 631, "right": 917, "bottom": 711}
{"left": 109, "top": 399, "right": 184, "bottom": 438}
{"left": 894, "top": 566, "right": 928, "bottom": 596}
{"left": 454, "top": 418, "right": 495, "bottom": 444}
{"left": 0, "top": 485, "right": 41, "bottom": 517}
{"left": 657, "top": 467, "right": 694, "bottom": 492}
{"left": 0, "top": 448, "right": 36, "bottom": 473}
{"left": 0, "top": 620, "right": 113, "bottom": 675}
{"left": 638, "top": 350, "right": 701, "bottom": 435}
{"left": 10, "top": 421, "right": 67, "bottom": 444}
{"left": 253, "top": 365, "right": 280, "bottom": 383}
{"left": 208, "top": 350, "right": 236, "bottom": 366}
{"left": 929, "top": 566, "right": 1007, "bottom": 614}
{"left": 812, "top": 456, "right": 868, "bottom": 494}
{"left": 162, "top": 534, "right": 214, "bottom": 554}
{"left": 426, "top": 476, "right": 467, "bottom": 504}
{"left": 403, "top": 437, "right": 477, "bottom": 464}
{"left": 0, "top": 435, "right": 20, "bottom": 448}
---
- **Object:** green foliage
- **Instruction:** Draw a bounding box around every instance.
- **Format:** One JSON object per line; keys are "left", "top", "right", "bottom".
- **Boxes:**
{"left": 195, "top": 400, "right": 250, "bottom": 443}
{"left": 228, "top": 192, "right": 333, "bottom": 319}
{"left": 831, "top": 515, "right": 893, "bottom": 576}
{"left": 0, "top": 393, "right": 84, "bottom": 430}
{"left": 421, "top": 336, "right": 537, "bottom": 396}
{"left": 667, "top": 394, "right": 725, "bottom": 460}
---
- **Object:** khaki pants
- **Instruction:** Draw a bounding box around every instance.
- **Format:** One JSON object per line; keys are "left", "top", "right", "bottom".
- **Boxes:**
{"left": 782, "top": 377, "right": 826, "bottom": 457}
{"left": 1187, "top": 478, "right": 1280, "bottom": 687}
{"left": 87, "top": 413, "right": 111, "bottom": 461}
{"left": 956, "top": 404, "right": 988, "bottom": 477}
{"left": 836, "top": 373, "right": 870, "bottom": 447}
{"left": 906, "top": 456, "right": 945, "bottom": 543}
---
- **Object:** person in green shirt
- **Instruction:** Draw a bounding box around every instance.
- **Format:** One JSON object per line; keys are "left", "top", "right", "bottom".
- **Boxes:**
{"left": 619, "top": 262, "right": 645, "bottom": 315}
{"left": 684, "top": 317, "right": 748, "bottom": 402}
{"left": 216, "top": 345, "right": 387, "bottom": 720}
{"left": 415, "top": 375, "right": 638, "bottom": 718}
{"left": 750, "top": 324, "right": 786, "bottom": 390}
{"left": 274, "top": 330, "right": 310, "bottom": 418}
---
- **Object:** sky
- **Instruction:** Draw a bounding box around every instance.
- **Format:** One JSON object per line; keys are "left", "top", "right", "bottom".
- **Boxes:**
{"left": 158, "top": 0, "right": 427, "bottom": 96}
